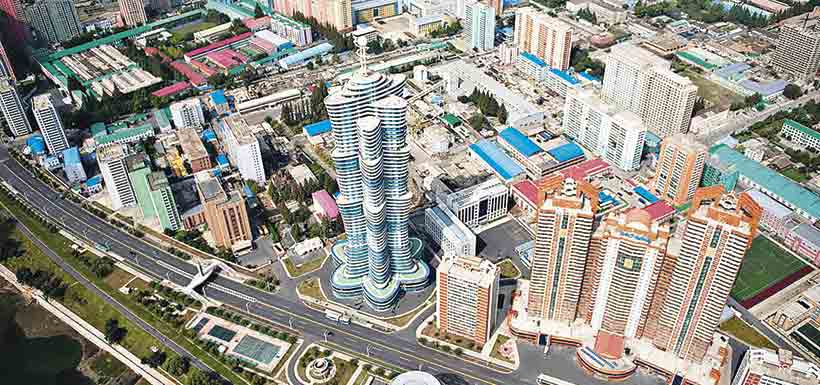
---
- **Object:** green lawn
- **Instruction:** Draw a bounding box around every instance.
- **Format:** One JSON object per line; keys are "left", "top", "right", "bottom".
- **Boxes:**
{"left": 719, "top": 317, "right": 777, "bottom": 350}
{"left": 781, "top": 168, "right": 809, "bottom": 182}
{"left": 681, "top": 69, "right": 744, "bottom": 112}
{"left": 730, "top": 237, "right": 807, "bottom": 301}
{"left": 496, "top": 259, "right": 521, "bottom": 279}
{"left": 283, "top": 255, "right": 327, "bottom": 278}
{"left": 170, "top": 21, "right": 220, "bottom": 40}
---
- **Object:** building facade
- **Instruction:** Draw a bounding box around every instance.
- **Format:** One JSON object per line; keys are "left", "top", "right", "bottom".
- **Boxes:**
{"left": 781, "top": 119, "right": 820, "bottom": 151}
{"left": 31, "top": 94, "right": 69, "bottom": 155}
{"left": 118, "top": 0, "right": 147, "bottom": 27}
{"left": 513, "top": 7, "right": 573, "bottom": 71}
{"left": 562, "top": 88, "right": 646, "bottom": 171}
{"left": 425, "top": 203, "right": 477, "bottom": 259}
{"left": 0, "top": 40, "right": 15, "bottom": 81}
{"left": 24, "top": 0, "right": 81, "bottom": 43}
{"left": 0, "top": 77, "right": 31, "bottom": 137}
{"left": 773, "top": 22, "right": 820, "bottom": 83}
{"left": 219, "top": 116, "right": 265, "bottom": 185}
{"left": 325, "top": 41, "right": 431, "bottom": 311}
{"left": 654, "top": 187, "right": 760, "bottom": 361}
{"left": 97, "top": 144, "right": 137, "bottom": 210}
{"left": 147, "top": 172, "right": 181, "bottom": 231}
{"left": 195, "top": 172, "right": 252, "bottom": 249}
{"left": 170, "top": 99, "right": 205, "bottom": 129}
{"left": 444, "top": 177, "right": 509, "bottom": 228}
{"left": 528, "top": 176, "right": 598, "bottom": 322}
{"left": 732, "top": 349, "right": 819, "bottom": 385}
{"left": 437, "top": 255, "right": 499, "bottom": 346}
{"left": 652, "top": 133, "right": 707, "bottom": 207}
{"left": 177, "top": 126, "right": 211, "bottom": 173}
{"left": 601, "top": 43, "right": 696, "bottom": 138}
{"left": 465, "top": 0, "right": 495, "bottom": 51}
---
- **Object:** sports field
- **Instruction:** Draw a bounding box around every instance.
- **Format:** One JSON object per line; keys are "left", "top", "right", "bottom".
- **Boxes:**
{"left": 730, "top": 237, "right": 807, "bottom": 301}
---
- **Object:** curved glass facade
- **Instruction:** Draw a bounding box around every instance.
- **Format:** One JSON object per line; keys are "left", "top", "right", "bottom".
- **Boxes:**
{"left": 325, "top": 69, "right": 430, "bottom": 311}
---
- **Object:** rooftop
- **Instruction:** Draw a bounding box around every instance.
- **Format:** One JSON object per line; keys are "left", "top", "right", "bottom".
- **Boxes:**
{"left": 304, "top": 119, "right": 332, "bottom": 136}
{"left": 177, "top": 126, "right": 208, "bottom": 160}
{"left": 312, "top": 190, "right": 339, "bottom": 219}
{"left": 741, "top": 349, "right": 820, "bottom": 385}
{"left": 512, "top": 179, "right": 538, "bottom": 207}
{"left": 447, "top": 177, "right": 509, "bottom": 208}
{"left": 547, "top": 142, "right": 585, "bottom": 163}
{"left": 783, "top": 119, "right": 820, "bottom": 142}
{"left": 469, "top": 139, "right": 525, "bottom": 181}
{"left": 499, "top": 126, "right": 543, "bottom": 157}
{"left": 709, "top": 144, "right": 820, "bottom": 220}
{"left": 441, "top": 255, "right": 498, "bottom": 288}
{"left": 746, "top": 189, "right": 792, "bottom": 219}
{"left": 62, "top": 147, "right": 81, "bottom": 165}
{"left": 195, "top": 171, "right": 226, "bottom": 202}
{"left": 520, "top": 51, "right": 547, "bottom": 68}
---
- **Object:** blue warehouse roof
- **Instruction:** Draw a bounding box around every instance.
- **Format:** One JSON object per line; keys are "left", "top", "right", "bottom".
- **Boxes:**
{"left": 469, "top": 139, "right": 525, "bottom": 181}
{"left": 210, "top": 90, "right": 228, "bottom": 105}
{"left": 62, "top": 147, "right": 81, "bottom": 165}
{"left": 216, "top": 153, "right": 229, "bottom": 166}
{"left": 549, "top": 68, "right": 580, "bottom": 85}
{"left": 520, "top": 51, "right": 546, "bottom": 68}
{"left": 499, "top": 127, "right": 542, "bottom": 157}
{"left": 547, "top": 142, "right": 584, "bottom": 163}
{"left": 304, "top": 119, "right": 332, "bottom": 136}
{"left": 86, "top": 175, "right": 102, "bottom": 187}
{"left": 710, "top": 144, "right": 820, "bottom": 220}
{"left": 634, "top": 186, "right": 659, "bottom": 204}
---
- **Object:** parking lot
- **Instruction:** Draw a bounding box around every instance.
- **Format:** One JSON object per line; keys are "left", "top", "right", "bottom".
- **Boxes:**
{"left": 477, "top": 218, "right": 533, "bottom": 263}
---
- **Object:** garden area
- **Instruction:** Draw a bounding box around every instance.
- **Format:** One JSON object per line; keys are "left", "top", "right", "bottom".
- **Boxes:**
{"left": 719, "top": 317, "right": 777, "bottom": 350}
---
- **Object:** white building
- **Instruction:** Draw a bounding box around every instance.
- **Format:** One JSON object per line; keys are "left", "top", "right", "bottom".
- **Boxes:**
{"left": 781, "top": 119, "right": 820, "bottom": 150}
{"left": 732, "top": 349, "right": 819, "bottom": 385}
{"left": 425, "top": 202, "right": 477, "bottom": 259}
{"left": 219, "top": 116, "right": 266, "bottom": 185}
{"left": 513, "top": 7, "right": 573, "bottom": 70}
{"left": 464, "top": 0, "right": 495, "bottom": 51}
{"left": 563, "top": 88, "right": 646, "bottom": 171}
{"left": 0, "top": 77, "right": 32, "bottom": 137}
{"left": 170, "top": 99, "right": 205, "bottom": 129}
{"left": 97, "top": 143, "right": 136, "bottom": 210}
{"left": 437, "top": 255, "right": 499, "bottom": 345}
{"left": 62, "top": 147, "right": 86, "bottom": 183}
{"left": 601, "top": 43, "right": 697, "bottom": 138}
{"left": 31, "top": 94, "right": 68, "bottom": 155}
{"left": 444, "top": 177, "right": 509, "bottom": 228}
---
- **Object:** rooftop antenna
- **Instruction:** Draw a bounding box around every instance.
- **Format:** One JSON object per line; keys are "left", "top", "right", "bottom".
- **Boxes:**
{"left": 356, "top": 36, "right": 369, "bottom": 75}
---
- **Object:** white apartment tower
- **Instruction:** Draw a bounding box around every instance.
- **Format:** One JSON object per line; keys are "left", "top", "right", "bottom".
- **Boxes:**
{"left": 218, "top": 116, "right": 266, "bottom": 185}
{"left": 528, "top": 177, "right": 597, "bottom": 322}
{"left": 513, "top": 7, "right": 573, "bottom": 70}
{"left": 437, "top": 255, "right": 499, "bottom": 346}
{"left": 118, "top": 0, "right": 147, "bottom": 26}
{"left": 653, "top": 187, "right": 760, "bottom": 362}
{"left": 465, "top": 0, "right": 495, "bottom": 51}
{"left": 601, "top": 43, "right": 697, "bottom": 138}
{"left": 32, "top": 94, "right": 69, "bottom": 155}
{"left": 773, "top": 21, "right": 820, "bottom": 83}
{"left": 97, "top": 143, "right": 136, "bottom": 210}
{"left": 562, "top": 88, "right": 646, "bottom": 171}
{"left": 0, "top": 40, "right": 14, "bottom": 81}
{"left": 170, "top": 99, "right": 205, "bottom": 129}
{"left": 0, "top": 77, "right": 31, "bottom": 137}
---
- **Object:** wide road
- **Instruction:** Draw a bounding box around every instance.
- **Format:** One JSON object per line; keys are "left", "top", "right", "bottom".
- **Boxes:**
{"left": 0, "top": 146, "right": 523, "bottom": 385}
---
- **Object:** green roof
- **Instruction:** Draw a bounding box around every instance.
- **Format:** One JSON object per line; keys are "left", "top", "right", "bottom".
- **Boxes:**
{"left": 783, "top": 119, "right": 820, "bottom": 142}
{"left": 90, "top": 122, "right": 108, "bottom": 138}
{"left": 96, "top": 124, "right": 155, "bottom": 146}
{"left": 441, "top": 113, "right": 461, "bottom": 127}
{"left": 709, "top": 144, "right": 820, "bottom": 220}
{"left": 676, "top": 51, "right": 717, "bottom": 70}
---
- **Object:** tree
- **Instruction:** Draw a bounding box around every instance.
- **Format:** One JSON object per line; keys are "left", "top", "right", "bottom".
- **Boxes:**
{"left": 164, "top": 355, "right": 191, "bottom": 376}
{"left": 497, "top": 104, "right": 508, "bottom": 124}
{"left": 254, "top": 3, "right": 265, "bottom": 18}
{"left": 187, "top": 369, "right": 222, "bottom": 385}
{"left": 142, "top": 351, "right": 167, "bottom": 368}
{"left": 104, "top": 318, "right": 127, "bottom": 344}
{"left": 784, "top": 84, "right": 803, "bottom": 100}
{"left": 468, "top": 113, "right": 488, "bottom": 129}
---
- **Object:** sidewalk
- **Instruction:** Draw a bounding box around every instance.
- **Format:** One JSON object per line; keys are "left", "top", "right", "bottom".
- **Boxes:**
{"left": 0, "top": 265, "right": 177, "bottom": 385}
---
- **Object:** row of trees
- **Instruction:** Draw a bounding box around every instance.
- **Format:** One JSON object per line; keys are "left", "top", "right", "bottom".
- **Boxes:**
{"left": 577, "top": 7, "right": 599, "bottom": 24}
{"left": 635, "top": 0, "right": 817, "bottom": 29}
{"left": 463, "top": 88, "right": 508, "bottom": 124}
{"left": 429, "top": 21, "right": 463, "bottom": 39}
{"left": 291, "top": 11, "right": 355, "bottom": 52}
{"left": 15, "top": 268, "right": 67, "bottom": 299}
{"left": 570, "top": 47, "right": 606, "bottom": 78}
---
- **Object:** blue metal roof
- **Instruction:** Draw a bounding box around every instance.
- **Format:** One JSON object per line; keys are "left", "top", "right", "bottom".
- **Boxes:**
{"left": 210, "top": 90, "right": 228, "bottom": 105}
{"left": 714, "top": 62, "right": 750, "bottom": 80}
{"left": 27, "top": 135, "right": 45, "bottom": 154}
{"left": 62, "top": 147, "right": 81, "bottom": 165}
{"left": 740, "top": 79, "right": 787, "bottom": 97}
{"left": 520, "top": 51, "right": 546, "bottom": 68}
{"left": 469, "top": 139, "right": 524, "bottom": 181}
{"left": 216, "top": 153, "right": 229, "bottom": 165}
{"left": 304, "top": 119, "right": 331, "bottom": 136}
{"left": 86, "top": 175, "right": 102, "bottom": 187}
{"left": 499, "top": 127, "right": 542, "bottom": 157}
{"left": 201, "top": 129, "right": 217, "bottom": 142}
{"left": 547, "top": 142, "right": 584, "bottom": 163}
{"left": 549, "top": 68, "right": 580, "bottom": 85}
{"left": 634, "top": 186, "right": 660, "bottom": 204}
{"left": 578, "top": 71, "right": 600, "bottom": 82}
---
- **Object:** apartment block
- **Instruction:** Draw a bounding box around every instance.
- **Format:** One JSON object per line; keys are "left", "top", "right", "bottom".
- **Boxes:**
{"left": 732, "top": 349, "right": 819, "bottom": 385}
{"left": 218, "top": 116, "right": 265, "bottom": 185}
{"left": 513, "top": 7, "right": 573, "bottom": 70}
{"left": 652, "top": 133, "right": 707, "bottom": 207}
{"left": 32, "top": 94, "right": 69, "bottom": 155}
{"left": 118, "top": 0, "right": 147, "bottom": 26}
{"left": 25, "top": 0, "right": 81, "bottom": 43}
{"left": 425, "top": 202, "right": 477, "bottom": 259}
{"left": 170, "top": 99, "right": 205, "bottom": 129}
{"left": 437, "top": 255, "right": 499, "bottom": 346}
{"left": 195, "top": 172, "right": 251, "bottom": 250}
{"left": 98, "top": 143, "right": 136, "bottom": 210}
{"left": 465, "top": 0, "right": 495, "bottom": 51}
{"left": 773, "top": 21, "right": 820, "bottom": 83}
{"left": 0, "top": 77, "right": 32, "bottom": 137}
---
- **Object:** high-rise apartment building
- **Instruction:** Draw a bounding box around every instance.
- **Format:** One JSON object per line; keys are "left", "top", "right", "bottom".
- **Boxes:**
{"left": 562, "top": 88, "right": 646, "bottom": 171}
{"left": 487, "top": 0, "right": 502, "bottom": 14}
{"left": 170, "top": 99, "right": 205, "bottom": 129}
{"left": 147, "top": 172, "right": 181, "bottom": 231}
{"left": 118, "top": 0, "right": 147, "bottom": 27}
{"left": 0, "top": 77, "right": 32, "bottom": 137}
{"left": 528, "top": 176, "right": 598, "bottom": 322}
{"left": 653, "top": 186, "right": 760, "bottom": 361}
{"left": 1, "top": 0, "right": 28, "bottom": 41}
{"left": 513, "top": 7, "right": 573, "bottom": 70}
{"left": 195, "top": 171, "right": 252, "bottom": 249}
{"left": 465, "top": 0, "right": 495, "bottom": 51}
{"left": 98, "top": 144, "right": 137, "bottom": 210}
{"left": 580, "top": 208, "right": 670, "bottom": 360}
{"left": 32, "top": 94, "right": 69, "bottom": 155}
{"left": 325, "top": 40, "right": 430, "bottom": 311}
{"left": 773, "top": 20, "right": 820, "bottom": 83}
{"left": 326, "top": 0, "right": 353, "bottom": 31}
{"left": 25, "top": 0, "right": 81, "bottom": 43}
{"left": 437, "top": 255, "right": 499, "bottom": 346}
{"left": 652, "top": 133, "right": 708, "bottom": 207}
{"left": 601, "top": 43, "right": 697, "bottom": 138}
{"left": 0, "top": 40, "right": 15, "bottom": 81}
{"left": 732, "top": 349, "right": 819, "bottom": 385}
{"left": 218, "top": 116, "right": 265, "bottom": 185}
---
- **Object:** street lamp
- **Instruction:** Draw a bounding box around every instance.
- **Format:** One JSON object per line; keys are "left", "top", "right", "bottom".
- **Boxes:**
{"left": 366, "top": 345, "right": 373, "bottom": 357}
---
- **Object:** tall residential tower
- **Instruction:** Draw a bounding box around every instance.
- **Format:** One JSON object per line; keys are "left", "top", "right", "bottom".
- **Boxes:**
{"left": 32, "top": 94, "right": 69, "bottom": 155}
{"left": 0, "top": 77, "right": 31, "bottom": 137}
{"left": 465, "top": 0, "right": 495, "bottom": 51}
{"left": 118, "top": 0, "right": 147, "bottom": 26}
{"left": 773, "top": 20, "right": 820, "bottom": 83}
{"left": 24, "top": 0, "right": 81, "bottom": 43}
{"left": 513, "top": 7, "right": 573, "bottom": 70}
{"left": 652, "top": 133, "right": 708, "bottom": 207}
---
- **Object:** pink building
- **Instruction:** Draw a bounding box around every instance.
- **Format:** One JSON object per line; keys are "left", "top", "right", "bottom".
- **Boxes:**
{"left": 784, "top": 222, "right": 820, "bottom": 267}
{"left": 312, "top": 190, "right": 339, "bottom": 220}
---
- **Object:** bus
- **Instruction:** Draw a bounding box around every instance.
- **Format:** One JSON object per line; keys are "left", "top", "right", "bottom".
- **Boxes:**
{"left": 324, "top": 310, "right": 351, "bottom": 324}
{"left": 536, "top": 374, "right": 575, "bottom": 385}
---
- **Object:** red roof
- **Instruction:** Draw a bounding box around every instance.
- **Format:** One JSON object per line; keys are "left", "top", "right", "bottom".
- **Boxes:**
{"left": 644, "top": 201, "right": 675, "bottom": 221}
{"left": 594, "top": 330, "right": 625, "bottom": 360}
{"left": 560, "top": 158, "right": 610, "bottom": 180}
{"left": 243, "top": 16, "right": 271, "bottom": 30}
{"left": 151, "top": 81, "right": 191, "bottom": 97}
{"left": 512, "top": 180, "right": 538, "bottom": 208}
{"left": 170, "top": 61, "right": 207, "bottom": 86}
{"left": 185, "top": 32, "right": 253, "bottom": 59}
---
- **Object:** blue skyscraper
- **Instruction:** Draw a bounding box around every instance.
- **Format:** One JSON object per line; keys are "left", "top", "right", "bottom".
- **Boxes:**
{"left": 325, "top": 39, "right": 430, "bottom": 311}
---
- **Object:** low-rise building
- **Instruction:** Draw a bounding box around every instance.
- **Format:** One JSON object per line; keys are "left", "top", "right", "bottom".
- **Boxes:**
{"left": 747, "top": 190, "right": 793, "bottom": 237}
{"left": 497, "top": 127, "right": 585, "bottom": 180}
{"left": 412, "top": 15, "right": 442, "bottom": 37}
{"left": 425, "top": 202, "right": 476, "bottom": 258}
{"left": 732, "top": 349, "right": 819, "bottom": 385}
{"left": 443, "top": 177, "right": 509, "bottom": 228}
{"left": 62, "top": 147, "right": 86, "bottom": 183}
{"left": 781, "top": 119, "right": 820, "bottom": 151}
{"left": 784, "top": 220, "right": 820, "bottom": 267}
{"left": 177, "top": 126, "right": 212, "bottom": 173}
{"left": 311, "top": 190, "right": 339, "bottom": 221}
